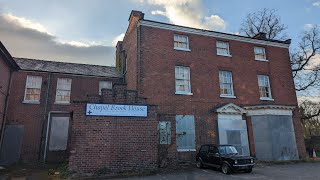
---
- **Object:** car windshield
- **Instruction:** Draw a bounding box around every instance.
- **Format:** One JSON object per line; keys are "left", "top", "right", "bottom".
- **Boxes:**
{"left": 218, "top": 146, "right": 238, "bottom": 155}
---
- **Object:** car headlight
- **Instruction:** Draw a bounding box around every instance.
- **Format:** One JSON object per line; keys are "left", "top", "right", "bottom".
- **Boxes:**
{"left": 235, "top": 160, "right": 238, "bottom": 164}
{"left": 251, "top": 159, "right": 254, "bottom": 163}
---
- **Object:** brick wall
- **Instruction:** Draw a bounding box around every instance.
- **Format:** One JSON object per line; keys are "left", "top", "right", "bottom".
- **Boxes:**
{"left": 69, "top": 84, "right": 158, "bottom": 173}
{"left": 121, "top": 12, "right": 142, "bottom": 91}
{"left": 6, "top": 70, "right": 121, "bottom": 162}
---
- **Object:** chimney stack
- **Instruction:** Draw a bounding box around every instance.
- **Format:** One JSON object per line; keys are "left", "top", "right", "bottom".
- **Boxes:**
{"left": 128, "top": 10, "right": 144, "bottom": 21}
{"left": 253, "top": 32, "right": 267, "bottom": 39}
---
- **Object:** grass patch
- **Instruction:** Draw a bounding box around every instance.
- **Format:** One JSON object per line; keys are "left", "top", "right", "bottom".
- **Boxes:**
{"left": 48, "top": 162, "right": 70, "bottom": 179}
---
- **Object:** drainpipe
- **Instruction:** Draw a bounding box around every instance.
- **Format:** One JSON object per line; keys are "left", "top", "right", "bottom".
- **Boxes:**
{"left": 38, "top": 72, "right": 51, "bottom": 162}
{"left": 0, "top": 69, "right": 14, "bottom": 153}
{"left": 43, "top": 112, "right": 51, "bottom": 162}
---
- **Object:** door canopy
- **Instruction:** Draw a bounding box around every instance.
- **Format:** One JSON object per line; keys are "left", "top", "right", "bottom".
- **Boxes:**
{"left": 215, "top": 103, "right": 246, "bottom": 115}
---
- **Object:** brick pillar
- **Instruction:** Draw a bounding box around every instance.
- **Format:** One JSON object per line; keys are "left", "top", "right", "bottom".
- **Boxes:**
{"left": 245, "top": 115, "right": 256, "bottom": 157}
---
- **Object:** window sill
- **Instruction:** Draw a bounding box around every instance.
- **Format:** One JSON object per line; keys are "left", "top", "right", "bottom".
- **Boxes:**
{"left": 220, "top": 95, "right": 236, "bottom": 99}
{"left": 175, "top": 92, "right": 193, "bottom": 96}
{"left": 174, "top": 47, "right": 191, "bottom": 52}
{"left": 217, "top": 53, "right": 232, "bottom": 57}
{"left": 255, "top": 58, "right": 268, "bottom": 62}
{"left": 54, "top": 102, "right": 71, "bottom": 105}
{"left": 260, "top": 97, "right": 274, "bottom": 101}
{"left": 22, "top": 100, "right": 40, "bottom": 104}
{"left": 177, "top": 149, "right": 196, "bottom": 152}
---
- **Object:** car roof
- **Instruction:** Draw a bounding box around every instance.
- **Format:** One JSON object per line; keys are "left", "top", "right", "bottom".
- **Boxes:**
{"left": 201, "top": 144, "right": 234, "bottom": 147}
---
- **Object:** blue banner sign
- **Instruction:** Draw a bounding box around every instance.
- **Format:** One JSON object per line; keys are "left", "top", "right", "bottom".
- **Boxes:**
{"left": 86, "top": 103, "right": 148, "bottom": 117}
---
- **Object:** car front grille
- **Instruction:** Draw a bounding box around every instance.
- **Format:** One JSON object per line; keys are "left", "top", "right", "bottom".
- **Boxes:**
{"left": 237, "top": 159, "right": 251, "bottom": 164}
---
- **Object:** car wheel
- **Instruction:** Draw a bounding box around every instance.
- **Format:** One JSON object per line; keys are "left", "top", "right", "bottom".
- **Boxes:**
{"left": 196, "top": 159, "right": 203, "bottom": 168}
{"left": 221, "top": 163, "right": 231, "bottom": 174}
{"left": 245, "top": 168, "right": 253, "bottom": 173}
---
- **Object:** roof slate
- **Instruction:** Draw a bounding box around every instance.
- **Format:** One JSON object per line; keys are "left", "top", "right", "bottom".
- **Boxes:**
{"left": 14, "top": 58, "right": 121, "bottom": 78}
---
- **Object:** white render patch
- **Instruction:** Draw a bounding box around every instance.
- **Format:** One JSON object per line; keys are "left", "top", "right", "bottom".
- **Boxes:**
{"left": 138, "top": 20, "right": 290, "bottom": 49}
{"left": 246, "top": 109, "right": 293, "bottom": 116}
{"left": 86, "top": 103, "right": 148, "bottom": 117}
{"left": 243, "top": 105, "right": 295, "bottom": 116}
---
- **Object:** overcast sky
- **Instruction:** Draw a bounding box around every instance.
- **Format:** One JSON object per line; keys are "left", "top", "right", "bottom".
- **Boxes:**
{"left": 0, "top": 0, "right": 319, "bottom": 97}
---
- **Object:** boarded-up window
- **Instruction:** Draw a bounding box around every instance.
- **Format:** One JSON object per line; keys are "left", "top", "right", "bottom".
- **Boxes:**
{"left": 24, "top": 75, "right": 42, "bottom": 102}
{"left": 55, "top": 78, "right": 72, "bottom": 103}
{"left": 158, "top": 121, "right": 171, "bottom": 144}
{"left": 49, "top": 117, "right": 70, "bottom": 151}
{"left": 176, "top": 115, "right": 195, "bottom": 151}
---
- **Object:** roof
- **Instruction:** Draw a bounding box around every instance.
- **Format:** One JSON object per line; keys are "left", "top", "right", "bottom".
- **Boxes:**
{"left": 139, "top": 19, "right": 291, "bottom": 48}
{"left": 14, "top": 58, "right": 122, "bottom": 78}
{"left": 0, "top": 41, "right": 19, "bottom": 69}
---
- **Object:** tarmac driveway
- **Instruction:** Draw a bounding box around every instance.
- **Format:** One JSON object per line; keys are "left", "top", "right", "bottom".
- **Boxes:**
{"left": 118, "top": 162, "right": 320, "bottom": 180}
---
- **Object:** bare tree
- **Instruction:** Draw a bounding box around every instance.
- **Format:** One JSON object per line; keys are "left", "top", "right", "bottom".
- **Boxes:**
{"left": 239, "top": 8, "right": 287, "bottom": 39}
{"left": 291, "top": 25, "right": 320, "bottom": 92}
{"left": 300, "top": 100, "right": 320, "bottom": 138}
{"left": 240, "top": 9, "right": 320, "bottom": 119}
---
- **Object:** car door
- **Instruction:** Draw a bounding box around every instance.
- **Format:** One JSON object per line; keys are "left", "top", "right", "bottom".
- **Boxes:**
{"left": 208, "top": 145, "right": 221, "bottom": 167}
{"left": 199, "top": 145, "right": 210, "bottom": 164}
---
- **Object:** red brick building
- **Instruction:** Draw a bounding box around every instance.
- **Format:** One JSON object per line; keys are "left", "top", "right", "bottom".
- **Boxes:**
{"left": 0, "top": 10, "right": 306, "bottom": 173}
{"left": 116, "top": 11, "right": 306, "bottom": 164}
{"left": 0, "top": 54, "right": 122, "bottom": 165}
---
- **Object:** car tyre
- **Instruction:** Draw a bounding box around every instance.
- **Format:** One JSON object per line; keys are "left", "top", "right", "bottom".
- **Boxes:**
{"left": 196, "top": 159, "right": 203, "bottom": 168}
{"left": 221, "top": 163, "right": 231, "bottom": 174}
{"left": 245, "top": 168, "right": 253, "bottom": 173}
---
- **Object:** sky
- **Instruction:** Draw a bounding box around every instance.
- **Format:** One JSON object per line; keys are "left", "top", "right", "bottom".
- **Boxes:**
{"left": 0, "top": 0, "right": 319, "bottom": 96}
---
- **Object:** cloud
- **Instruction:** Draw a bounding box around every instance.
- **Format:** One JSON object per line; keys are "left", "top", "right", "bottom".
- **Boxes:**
{"left": 304, "top": 24, "right": 315, "bottom": 30}
{"left": 298, "top": 96, "right": 320, "bottom": 103}
{"left": 313, "top": 1, "right": 320, "bottom": 7}
{"left": 112, "top": 33, "right": 125, "bottom": 46}
{"left": 0, "top": 13, "right": 115, "bottom": 66}
{"left": 140, "top": 0, "right": 226, "bottom": 31}
{"left": 306, "top": 53, "right": 320, "bottom": 70}
{"left": 1, "top": 13, "right": 52, "bottom": 35}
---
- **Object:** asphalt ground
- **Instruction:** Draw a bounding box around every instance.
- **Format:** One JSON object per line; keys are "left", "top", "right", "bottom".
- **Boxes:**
{"left": 116, "top": 162, "right": 320, "bottom": 180}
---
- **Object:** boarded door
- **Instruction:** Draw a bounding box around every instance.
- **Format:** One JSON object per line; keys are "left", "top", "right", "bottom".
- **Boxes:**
{"left": 0, "top": 125, "right": 24, "bottom": 165}
{"left": 251, "top": 115, "right": 298, "bottom": 160}
{"left": 218, "top": 114, "right": 250, "bottom": 156}
{"left": 46, "top": 116, "right": 70, "bottom": 162}
{"left": 176, "top": 115, "right": 195, "bottom": 151}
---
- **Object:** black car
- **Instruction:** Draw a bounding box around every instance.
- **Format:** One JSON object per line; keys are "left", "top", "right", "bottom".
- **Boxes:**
{"left": 196, "top": 144, "right": 254, "bottom": 174}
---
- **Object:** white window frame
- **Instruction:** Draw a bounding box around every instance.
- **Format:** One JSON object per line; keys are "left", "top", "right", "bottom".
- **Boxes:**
{"left": 174, "top": 34, "right": 190, "bottom": 51}
{"left": 216, "top": 41, "right": 232, "bottom": 57}
{"left": 219, "top": 71, "right": 236, "bottom": 98}
{"left": 254, "top": 47, "right": 267, "bottom": 61}
{"left": 99, "top": 81, "right": 112, "bottom": 95}
{"left": 55, "top": 78, "right": 72, "bottom": 104}
{"left": 23, "top": 75, "right": 42, "bottom": 104}
{"left": 175, "top": 66, "right": 192, "bottom": 95}
{"left": 258, "top": 75, "right": 274, "bottom": 101}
